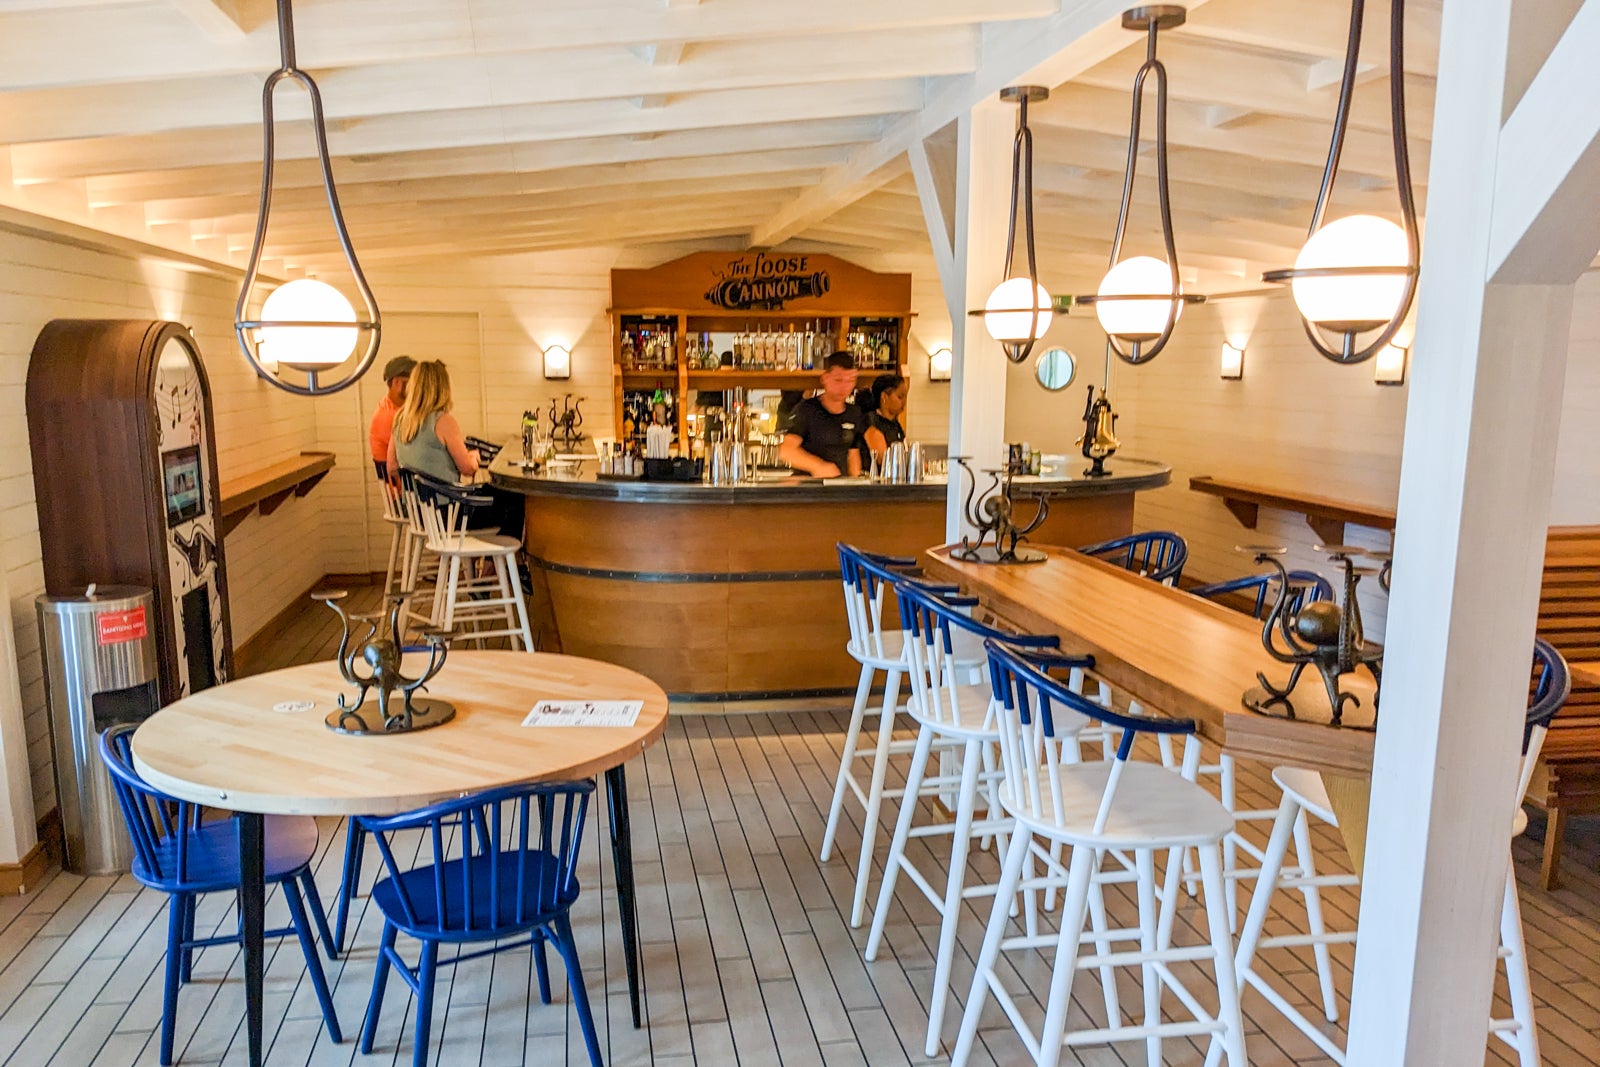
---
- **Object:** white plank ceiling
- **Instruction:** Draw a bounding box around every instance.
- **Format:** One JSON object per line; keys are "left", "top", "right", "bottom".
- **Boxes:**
{"left": 0, "top": 0, "right": 1440, "bottom": 292}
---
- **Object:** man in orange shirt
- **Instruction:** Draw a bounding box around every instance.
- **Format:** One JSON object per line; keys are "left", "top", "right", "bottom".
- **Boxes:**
{"left": 369, "top": 356, "right": 415, "bottom": 480}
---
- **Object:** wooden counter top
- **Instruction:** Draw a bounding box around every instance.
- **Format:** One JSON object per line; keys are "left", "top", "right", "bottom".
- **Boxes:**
{"left": 922, "top": 544, "right": 1377, "bottom": 777}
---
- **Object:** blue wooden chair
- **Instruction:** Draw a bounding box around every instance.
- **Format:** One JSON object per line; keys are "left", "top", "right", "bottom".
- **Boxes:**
{"left": 98, "top": 724, "right": 342, "bottom": 1066}
{"left": 357, "top": 780, "right": 599, "bottom": 1067}
{"left": 1190, "top": 569, "right": 1334, "bottom": 618}
{"left": 1076, "top": 531, "right": 1188, "bottom": 585}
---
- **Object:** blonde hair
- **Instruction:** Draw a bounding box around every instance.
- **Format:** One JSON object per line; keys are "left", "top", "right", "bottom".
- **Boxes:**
{"left": 394, "top": 360, "right": 453, "bottom": 444}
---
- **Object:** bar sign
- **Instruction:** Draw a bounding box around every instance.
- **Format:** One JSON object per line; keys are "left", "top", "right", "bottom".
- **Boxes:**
{"left": 97, "top": 607, "right": 147, "bottom": 646}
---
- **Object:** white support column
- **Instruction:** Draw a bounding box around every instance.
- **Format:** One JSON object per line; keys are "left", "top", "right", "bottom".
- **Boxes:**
{"left": 1346, "top": 1, "right": 1583, "bottom": 1060}
{"left": 942, "top": 103, "right": 1013, "bottom": 541}
{"left": 0, "top": 563, "right": 38, "bottom": 868}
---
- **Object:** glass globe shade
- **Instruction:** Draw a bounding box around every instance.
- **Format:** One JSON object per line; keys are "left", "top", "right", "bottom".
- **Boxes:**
{"left": 983, "top": 276, "right": 1053, "bottom": 343}
{"left": 1290, "top": 214, "right": 1409, "bottom": 332}
{"left": 1095, "top": 256, "right": 1181, "bottom": 341}
{"left": 258, "top": 278, "right": 358, "bottom": 368}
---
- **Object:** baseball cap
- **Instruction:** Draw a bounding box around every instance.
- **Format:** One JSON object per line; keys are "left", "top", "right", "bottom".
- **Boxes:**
{"left": 382, "top": 356, "right": 416, "bottom": 382}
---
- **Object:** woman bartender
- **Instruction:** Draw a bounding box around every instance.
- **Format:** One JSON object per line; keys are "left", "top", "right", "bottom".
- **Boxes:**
{"left": 859, "top": 372, "right": 908, "bottom": 463}
{"left": 778, "top": 352, "right": 863, "bottom": 477}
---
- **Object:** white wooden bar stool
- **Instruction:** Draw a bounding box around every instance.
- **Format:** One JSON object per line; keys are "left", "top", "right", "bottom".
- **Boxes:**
{"left": 953, "top": 639, "right": 1248, "bottom": 1067}
{"left": 821, "top": 544, "right": 983, "bottom": 929}
{"left": 380, "top": 480, "right": 416, "bottom": 600}
{"left": 396, "top": 476, "right": 442, "bottom": 634}
{"left": 864, "top": 583, "right": 1084, "bottom": 1058}
{"left": 1209, "top": 638, "right": 1570, "bottom": 1067}
{"left": 408, "top": 473, "right": 535, "bottom": 651}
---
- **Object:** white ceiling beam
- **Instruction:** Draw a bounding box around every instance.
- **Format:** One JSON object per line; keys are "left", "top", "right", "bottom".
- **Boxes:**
{"left": 1181, "top": 0, "right": 1442, "bottom": 79}
{"left": 0, "top": 26, "right": 976, "bottom": 145}
{"left": 141, "top": 146, "right": 853, "bottom": 222}
{"left": 650, "top": 41, "right": 688, "bottom": 66}
{"left": 11, "top": 79, "right": 924, "bottom": 181}
{"left": 1488, "top": 0, "right": 1600, "bottom": 283}
{"left": 748, "top": 0, "right": 1221, "bottom": 247}
{"left": 0, "top": 0, "right": 1052, "bottom": 92}
{"left": 84, "top": 117, "right": 884, "bottom": 205}
{"left": 167, "top": 0, "right": 248, "bottom": 42}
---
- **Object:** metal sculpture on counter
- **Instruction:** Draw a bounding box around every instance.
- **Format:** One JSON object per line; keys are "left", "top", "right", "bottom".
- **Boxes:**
{"left": 546, "top": 394, "right": 586, "bottom": 449}
{"left": 313, "top": 589, "right": 456, "bottom": 735}
{"left": 1242, "top": 544, "right": 1384, "bottom": 728}
{"left": 950, "top": 456, "right": 1048, "bottom": 564}
{"left": 1078, "top": 384, "right": 1120, "bottom": 477}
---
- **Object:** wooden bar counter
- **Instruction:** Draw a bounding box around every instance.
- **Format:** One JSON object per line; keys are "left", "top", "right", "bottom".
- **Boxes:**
{"left": 491, "top": 452, "right": 1169, "bottom": 698}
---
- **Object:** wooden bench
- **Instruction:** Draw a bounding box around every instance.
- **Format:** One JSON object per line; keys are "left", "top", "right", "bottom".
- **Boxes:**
{"left": 1189, "top": 474, "right": 1396, "bottom": 545}
{"left": 1527, "top": 525, "right": 1600, "bottom": 889}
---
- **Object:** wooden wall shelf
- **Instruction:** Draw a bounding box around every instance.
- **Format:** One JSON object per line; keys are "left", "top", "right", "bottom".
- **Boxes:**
{"left": 1189, "top": 475, "right": 1397, "bottom": 545}
{"left": 217, "top": 451, "right": 335, "bottom": 536}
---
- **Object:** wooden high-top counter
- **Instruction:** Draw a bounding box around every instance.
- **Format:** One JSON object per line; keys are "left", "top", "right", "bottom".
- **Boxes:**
{"left": 491, "top": 454, "right": 1169, "bottom": 698}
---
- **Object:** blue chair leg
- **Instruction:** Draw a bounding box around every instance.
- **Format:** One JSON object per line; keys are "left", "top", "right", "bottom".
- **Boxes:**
{"left": 532, "top": 930, "right": 552, "bottom": 1005}
{"left": 282, "top": 879, "right": 344, "bottom": 1044}
{"left": 360, "top": 922, "right": 398, "bottom": 1054}
{"left": 299, "top": 870, "right": 339, "bottom": 960}
{"left": 334, "top": 819, "right": 365, "bottom": 953}
{"left": 550, "top": 913, "right": 602, "bottom": 1067}
{"left": 160, "top": 894, "right": 185, "bottom": 1065}
{"left": 412, "top": 940, "right": 440, "bottom": 1067}
{"left": 178, "top": 894, "right": 195, "bottom": 984}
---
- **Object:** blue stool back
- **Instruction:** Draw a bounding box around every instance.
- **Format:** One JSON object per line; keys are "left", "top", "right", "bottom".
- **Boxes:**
{"left": 1526, "top": 638, "right": 1571, "bottom": 756}
{"left": 1192, "top": 569, "right": 1334, "bottom": 620}
{"left": 897, "top": 581, "right": 1057, "bottom": 733}
{"left": 987, "top": 638, "right": 1196, "bottom": 833}
{"left": 1077, "top": 531, "right": 1188, "bottom": 585}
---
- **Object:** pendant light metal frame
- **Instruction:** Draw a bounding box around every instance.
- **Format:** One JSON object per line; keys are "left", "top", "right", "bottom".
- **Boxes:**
{"left": 1075, "top": 5, "right": 1205, "bottom": 366}
{"left": 1261, "top": 0, "right": 1419, "bottom": 365}
{"left": 994, "top": 84, "right": 1049, "bottom": 365}
{"left": 234, "top": 0, "right": 381, "bottom": 397}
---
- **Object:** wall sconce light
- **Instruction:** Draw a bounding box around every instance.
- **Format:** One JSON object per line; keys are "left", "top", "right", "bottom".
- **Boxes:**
{"left": 543, "top": 344, "right": 571, "bottom": 380}
{"left": 1374, "top": 343, "right": 1407, "bottom": 385}
{"left": 1220, "top": 342, "right": 1245, "bottom": 380}
{"left": 929, "top": 347, "right": 953, "bottom": 381}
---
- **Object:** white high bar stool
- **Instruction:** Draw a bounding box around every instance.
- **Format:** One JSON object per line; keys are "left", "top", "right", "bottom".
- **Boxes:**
{"left": 1208, "top": 638, "right": 1570, "bottom": 1067}
{"left": 862, "top": 582, "right": 1075, "bottom": 1057}
{"left": 409, "top": 473, "right": 535, "bottom": 651}
{"left": 820, "top": 545, "right": 983, "bottom": 929}
{"left": 954, "top": 638, "right": 1249, "bottom": 1067}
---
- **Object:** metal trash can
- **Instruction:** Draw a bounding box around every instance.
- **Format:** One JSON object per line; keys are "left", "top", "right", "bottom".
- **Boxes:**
{"left": 38, "top": 585, "right": 160, "bottom": 874}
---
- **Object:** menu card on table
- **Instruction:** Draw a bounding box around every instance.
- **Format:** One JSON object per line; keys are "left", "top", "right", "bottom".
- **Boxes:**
{"left": 521, "top": 699, "right": 643, "bottom": 728}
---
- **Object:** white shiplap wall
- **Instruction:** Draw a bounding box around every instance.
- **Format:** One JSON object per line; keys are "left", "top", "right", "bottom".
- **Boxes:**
{"left": 1001, "top": 273, "right": 1600, "bottom": 643}
{"left": 0, "top": 223, "right": 325, "bottom": 817}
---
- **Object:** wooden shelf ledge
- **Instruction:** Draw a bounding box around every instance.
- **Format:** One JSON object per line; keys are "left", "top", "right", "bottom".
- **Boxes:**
{"left": 1189, "top": 474, "right": 1396, "bottom": 546}
{"left": 217, "top": 451, "right": 336, "bottom": 537}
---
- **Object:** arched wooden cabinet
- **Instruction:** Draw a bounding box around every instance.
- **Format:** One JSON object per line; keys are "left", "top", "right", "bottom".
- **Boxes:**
{"left": 27, "top": 320, "right": 233, "bottom": 703}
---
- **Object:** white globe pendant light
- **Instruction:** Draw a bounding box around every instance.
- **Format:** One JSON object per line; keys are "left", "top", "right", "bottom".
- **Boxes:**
{"left": 975, "top": 85, "right": 1052, "bottom": 364}
{"left": 1288, "top": 214, "right": 1410, "bottom": 333}
{"left": 983, "top": 276, "right": 1053, "bottom": 352}
{"left": 1262, "top": 0, "right": 1419, "bottom": 364}
{"left": 1095, "top": 256, "right": 1184, "bottom": 341}
{"left": 258, "top": 279, "right": 359, "bottom": 368}
{"left": 1074, "top": 6, "right": 1204, "bottom": 365}
{"left": 234, "top": 0, "right": 381, "bottom": 396}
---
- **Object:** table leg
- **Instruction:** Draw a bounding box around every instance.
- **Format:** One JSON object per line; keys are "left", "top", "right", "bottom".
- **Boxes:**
{"left": 238, "top": 811, "right": 266, "bottom": 1067}
{"left": 604, "top": 763, "right": 643, "bottom": 1028}
{"left": 1322, "top": 773, "right": 1373, "bottom": 878}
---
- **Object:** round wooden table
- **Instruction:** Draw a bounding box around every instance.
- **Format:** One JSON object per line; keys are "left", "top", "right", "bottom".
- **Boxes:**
{"left": 131, "top": 650, "right": 669, "bottom": 1067}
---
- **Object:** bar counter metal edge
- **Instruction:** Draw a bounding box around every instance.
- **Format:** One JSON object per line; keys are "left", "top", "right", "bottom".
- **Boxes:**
{"left": 490, "top": 451, "right": 1170, "bottom": 700}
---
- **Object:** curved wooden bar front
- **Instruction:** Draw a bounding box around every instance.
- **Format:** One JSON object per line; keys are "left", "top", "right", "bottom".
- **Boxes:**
{"left": 491, "top": 457, "right": 1170, "bottom": 698}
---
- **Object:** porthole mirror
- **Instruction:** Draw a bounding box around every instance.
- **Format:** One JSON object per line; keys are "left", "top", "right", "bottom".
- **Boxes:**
{"left": 1035, "top": 346, "right": 1076, "bottom": 391}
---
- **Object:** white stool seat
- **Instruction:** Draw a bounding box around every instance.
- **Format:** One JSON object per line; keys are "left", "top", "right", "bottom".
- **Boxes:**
{"left": 1007, "top": 761, "right": 1234, "bottom": 849}
{"left": 904, "top": 686, "right": 998, "bottom": 739}
{"left": 1270, "top": 766, "right": 1338, "bottom": 824}
{"left": 847, "top": 627, "right": 985, "bottom": 671}
{"left": 425, "top": 534, "right": 520, "bottom": 557}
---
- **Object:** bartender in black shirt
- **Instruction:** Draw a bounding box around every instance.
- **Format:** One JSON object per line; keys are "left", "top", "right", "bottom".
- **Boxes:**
{"left": 779, "top": 351, "right": 864, "bottom": 477}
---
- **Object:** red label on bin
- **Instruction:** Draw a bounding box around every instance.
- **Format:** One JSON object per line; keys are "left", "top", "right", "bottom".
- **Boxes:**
{"left": 96, "top": 607, "right": 147, "bottom": 645}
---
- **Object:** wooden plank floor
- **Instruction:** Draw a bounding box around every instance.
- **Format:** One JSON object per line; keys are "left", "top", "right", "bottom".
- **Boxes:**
{"left": 5, "top": 589, "right": 1597, "bottom": 1065}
